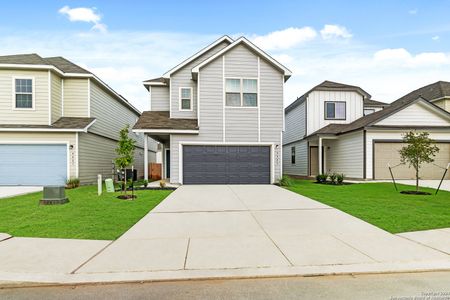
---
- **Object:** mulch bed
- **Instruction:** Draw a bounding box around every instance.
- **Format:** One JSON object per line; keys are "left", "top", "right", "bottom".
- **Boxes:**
{"left": 400, "top": 190, "right": 432, "bottom": 195}
{"left": 314, "top": 182, "right": 354, "bottom": 186}
{"left": 117, "top": 194, "right": 137, "bottom": 200}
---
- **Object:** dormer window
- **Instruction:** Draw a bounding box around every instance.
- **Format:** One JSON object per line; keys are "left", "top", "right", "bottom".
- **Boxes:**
{"left": 225, "top": 78, "right": 258, "bottom": 107}
{"left": 325, "top": 101, "right": 346, "bottom": 120}
{"left": 179, "top": 87, "right": 192, "bottom": 111}
{"left": 14, "top": 78, "right": 33, "bottom": 109}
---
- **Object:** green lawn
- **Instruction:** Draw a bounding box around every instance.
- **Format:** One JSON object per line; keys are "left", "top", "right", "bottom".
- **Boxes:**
{"left": 0, "top": 185, "right": 172, "bottom": 240}
{"left": 286, "top": 179, "right": 450, "bottom": 234}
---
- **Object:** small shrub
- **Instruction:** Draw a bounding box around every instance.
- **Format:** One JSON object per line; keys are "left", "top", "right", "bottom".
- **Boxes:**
{"left": 336, "top": 173, "right": 345, "bottom": 185}
{"left": 329, "top": 173, "right": 337, "bottom": 184}
{"left": 278, "top": 175, "right": 292, "bottom": 187}
{"left": 316, "top": 173, "right": 328, "bottom": 183}
{"left": 143, "top": 179, "right": 149, "bottom": 187}
{"left": 66, "top": 178, "right": 80, "bottom": 189}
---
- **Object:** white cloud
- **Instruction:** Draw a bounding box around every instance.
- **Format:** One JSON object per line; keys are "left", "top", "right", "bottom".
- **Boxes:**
{"left": 252, "top": 27, "right": 317, "bottom": 51}
{"left": 320, "top": 24, "right": 352, "bottom": 40}
{"left": 374, "top": 48, "right": 450, "bottom": 67}
{"left": 59, "top": 6, "right": 107, "bottom": 33}
{"left": 432, "top": 35, "right": 440, "bottom": 41}
{"left": 408, "top": 9, "right": 418, "bottom": 15}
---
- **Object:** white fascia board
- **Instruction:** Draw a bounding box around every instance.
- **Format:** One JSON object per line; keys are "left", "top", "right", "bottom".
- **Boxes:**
{"left": 191, "top": 37, "right": 292, "bottom": 81}
{"left": 143, "top": 81, "right": 167, "bottom": 86}
{"left": 162, "top": 35, "right": 234, "bottom": 78}
{"left": 133, "top": 129, "right": 199, "bottom": 134}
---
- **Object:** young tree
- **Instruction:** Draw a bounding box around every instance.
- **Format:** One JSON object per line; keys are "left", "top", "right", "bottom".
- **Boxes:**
{"left": 399, "top": 131, "right": 439, "bottom": 192}
{"left": 115, "top": 125, "right": 136, "bottom": 195}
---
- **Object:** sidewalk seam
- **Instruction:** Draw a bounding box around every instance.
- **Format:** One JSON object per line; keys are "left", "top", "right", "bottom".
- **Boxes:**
{"left": 70, "top": 240, "right": 115, "bottom": 274}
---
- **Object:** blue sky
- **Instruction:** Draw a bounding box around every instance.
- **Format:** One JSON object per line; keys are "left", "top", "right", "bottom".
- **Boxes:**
{"left": 1, "top": 1, "right": 450, "bottom": 110}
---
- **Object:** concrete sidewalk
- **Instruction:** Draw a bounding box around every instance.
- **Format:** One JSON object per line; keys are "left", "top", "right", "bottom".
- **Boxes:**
{"left": 1, "top": 185, "right": 449, "bottom": 286}
{"left": 0, "top": 186, "right": 42, "bottom": 199}
{"left": 398, "top": 228, "right": 450, "bottom": 254}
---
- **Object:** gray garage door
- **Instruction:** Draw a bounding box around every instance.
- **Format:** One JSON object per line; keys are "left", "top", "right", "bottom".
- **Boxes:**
{"left": 0, "top": 144, "right": 67, "bottom": 185}
{"left": 183, "top": 145, "right": 271, "bottom": 184}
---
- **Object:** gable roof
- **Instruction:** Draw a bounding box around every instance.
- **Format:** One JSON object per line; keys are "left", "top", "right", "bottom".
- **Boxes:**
{"left": 285, "top": 80, "right": 371, "bottom": 113}
{"left": 0, "top": 53, "right": 141, "bottom": 115}
{"left": 161, "top": 35, "right": 234, "bottom": 78}
{"left": 364, "top": 99, "right": 389, "bottom": 107}
{"left": 191, "top": 37, "right": 292, "bottom": 82}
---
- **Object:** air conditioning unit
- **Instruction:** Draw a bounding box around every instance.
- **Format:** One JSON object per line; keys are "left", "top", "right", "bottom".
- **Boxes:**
{"left": 40, "top": 186, "right": 69, "bottom": 205}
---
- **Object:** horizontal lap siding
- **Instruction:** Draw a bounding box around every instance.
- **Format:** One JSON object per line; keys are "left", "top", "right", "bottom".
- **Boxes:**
{"left": 224, "top": 45, "right": 258, "bottom": 78}
{"left": 225, "top": 108, "right": 258, "bottom": 142}
{"left": 0, "top": 69, "right": 49, "bottom": 125}
{"left": 63, "top": 78, "right": 88, "bottom": 117}
{"left": 150, "top": 86, "right": 169, "bottom": 111}
{"left": 284, "top": 102, "right": 305, "bottom": 145}
{"left": 283, "top": 140, "right": 308, "bottom": 176}
{"left": 171, "top": 41, "right": 229, "bottom": 119}
{"left": 51, "top": 73, "right": 62, "bottom": 123}
{"left": 326, "top": 131, "right": 364, "bottom": 178}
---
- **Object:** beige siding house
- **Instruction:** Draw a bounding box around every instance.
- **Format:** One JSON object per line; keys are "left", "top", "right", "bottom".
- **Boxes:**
{"left": 283, "top": 80, "right": 450, "bottom": 180}
{"left": 133, "top": 36, "right": 291, "bottom": 184}
{"left": 0, "top": 54, "right": 156, "bottom": 185}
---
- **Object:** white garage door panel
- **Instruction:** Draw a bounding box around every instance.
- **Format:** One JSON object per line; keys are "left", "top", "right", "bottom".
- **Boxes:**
{"left": 374, "top": 142, "right": 450, "bottom": 180}
{"left": 0, "top": 144, "right": 67, "bottom": 185}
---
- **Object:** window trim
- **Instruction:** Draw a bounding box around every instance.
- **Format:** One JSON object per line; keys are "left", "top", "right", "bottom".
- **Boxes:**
{"left": 364, "top": 108, "right": 375, "bottom": 115}
{"left": 179, "top": 87, "right": 193, "bottom": 111}
{"left": 12, "top": 76, "right": 35, "bottom": 110}
{"left": 324, "top": 101, "right": 346, "bottom": 120}
{"left": 224, "top": 77, "right": 258, "bottom": 108}
{"left": 291, "top": 146, "right": 296, "bottom": 164}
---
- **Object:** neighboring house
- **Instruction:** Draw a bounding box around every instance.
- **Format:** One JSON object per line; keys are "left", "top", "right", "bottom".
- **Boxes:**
{"left": 133, "top": 36, "right": 291, "bottom": 184}
{"left": 0, "top": 54, "right": 157, "bottom": 186}
{"left": 283, "top": 80, "right": 450, "bottom": 180}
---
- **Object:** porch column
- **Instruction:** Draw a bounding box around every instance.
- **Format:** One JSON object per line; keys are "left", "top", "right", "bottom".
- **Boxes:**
{"left": 144, "top": 134, "right": 148, "bottom": 180}
{"left": 318, "top": 137, "right": 323, "bottom": 175}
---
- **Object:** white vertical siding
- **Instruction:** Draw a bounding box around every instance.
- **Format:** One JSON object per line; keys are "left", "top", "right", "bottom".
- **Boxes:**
{"left": 0, "top": 69, "right": 49, "bottom": 125}
{"left": 150, "top": 86, "right": 169, "bottom": 111}
{"left": 306, "top": 90, "right": 364, "bottom": 136}
{"left": 376, "top": 102, "right": 450, "bottom": 126}
{"left": 63, "top": 78, "right": 89, "bottom": 117}
{"left": 326, "top": 131, "right": 364, "bottom": 178}
{"left": 283, "top": 140, "right": 308, "bottom": 176}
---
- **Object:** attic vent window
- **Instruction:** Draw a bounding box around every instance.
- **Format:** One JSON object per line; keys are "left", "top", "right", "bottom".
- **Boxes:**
{"left": 14, "top": 78, "right": 33, "bottom": 109}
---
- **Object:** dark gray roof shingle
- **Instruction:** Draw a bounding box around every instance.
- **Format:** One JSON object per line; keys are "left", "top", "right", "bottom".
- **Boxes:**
{"left": 364, "top": 99, "right": 389, "bottom": 106}
{"left": 0, "top": 117, "right": 95, "bottom": 130}
{"left": 133, "top": 111, "right": 198, "bottom": 130}
{"left": 44, "top": 56, "right": 90, "bottom": 74}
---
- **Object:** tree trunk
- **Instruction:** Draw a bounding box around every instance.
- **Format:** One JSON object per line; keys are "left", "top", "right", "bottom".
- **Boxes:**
{"left": 415, "top": 167, "right": 419, "bottom": 192}
{"left": 124, "top": 170, "right": 127, "bottom": 195}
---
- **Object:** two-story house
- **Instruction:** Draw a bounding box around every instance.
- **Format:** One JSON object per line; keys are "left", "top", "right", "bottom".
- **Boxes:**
{"left": 0, "top": 54, "right": 157, "bottom": 186}
{"left": 283, "top": 80, "right": 450, "bottom": 180}
{"left": 133, "top": 36, "right": 291, "bottom": 184}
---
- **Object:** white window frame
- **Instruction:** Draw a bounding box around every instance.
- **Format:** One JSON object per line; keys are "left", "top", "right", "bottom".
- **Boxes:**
{"left": 224, "top": 77, "right": 258, "bottom": 108}
{"left": 179, "top": 87, "right": 193, "bottom": 111}
{"left": 12, "top": 76, "right": 35, "bottom": 110}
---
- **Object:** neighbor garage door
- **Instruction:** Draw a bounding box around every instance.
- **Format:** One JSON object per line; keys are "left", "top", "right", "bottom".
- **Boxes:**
{"left": 183, "top": 145, "right": 271, "bottom": 184}
{"left": 374, "top": 142, "right": 450, "bottom": 180}
{"left": 0, "top": 144, "right": 67, "bottom": 185}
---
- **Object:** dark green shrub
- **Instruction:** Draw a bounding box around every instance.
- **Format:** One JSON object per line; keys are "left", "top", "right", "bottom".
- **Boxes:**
{"left": 336, "top": 173, "right": 345, "bottom": 184}
{"left": 278, "top": 175, "right": 293, "bottom": 187}
{"left": 316, "top": 173, "right": 328, "bottom": 183}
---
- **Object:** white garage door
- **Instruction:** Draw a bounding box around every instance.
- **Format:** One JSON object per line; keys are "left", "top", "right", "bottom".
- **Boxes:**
{"left": 0, "top": 144, "right": 68, "bottom": 186}
{"left": 374, "top": 142, "right": 450, "bottom": 180}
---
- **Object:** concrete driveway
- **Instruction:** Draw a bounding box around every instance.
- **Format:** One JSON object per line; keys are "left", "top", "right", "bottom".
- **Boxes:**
{"left": 76, "top": 185, "right": 449, "bottom": 275}
{"left": 0, "top": 186, "right": 42, "bottom": 199}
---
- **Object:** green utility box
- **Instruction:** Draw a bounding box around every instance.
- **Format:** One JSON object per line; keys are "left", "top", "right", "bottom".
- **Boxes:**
{"left": 105, "top": 178, "right": 115, "bottom": 193}
{"left": 40, "top": 186, "right": 69, "bottom": 205}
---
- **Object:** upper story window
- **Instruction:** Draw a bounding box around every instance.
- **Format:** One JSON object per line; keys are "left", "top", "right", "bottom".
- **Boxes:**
{"left": 14, "top": 78, "right": 33, "bottom": 109}
{"left": 179, "top": 87, "right": 192, "bottom": 111}
{"left": 325, "top": 101, "right": 346, "bottom": 120}
{"left": 225, "top": 78, "right": 258, "bottom": 107}
{"left": 364, "top": 108, "right": 375, "bottom": 115}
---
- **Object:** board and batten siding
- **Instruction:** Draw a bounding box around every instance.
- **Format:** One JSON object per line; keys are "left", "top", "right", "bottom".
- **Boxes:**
{"left": 283, "top": 140, "right": 308, "bottom": 176}
{"left": 377, "top": 102, "right": 450, "bottom": 126}
{"left": 366, "top": 130, "right": 450, "bottom": 180}
{"left": 150, "top": 86, "right": 169, "bottom": 111}
{"left": 326, "top": 130, "right": 364, "bottom": 178}
{"left": 169, "top": 45, "right": 284, "bottom": 184}
{"left": 306, "top": 90, "right": 364, "bottom": 136}
{"left": 51, "top": 72, "right": 62, "bottom": 123}
{"left": 0, "top": 132, "right": 77, "bottom": 178}
{"left": 283, "top": 101, "right": 306, "bottom": 145}
{"left": 63, "top": 78, "right": 89, "bottom": 117}
{"left": 89, "top": 81, "right": 145, "bottom": 147}
{"left": 78, "top": 132, "right": 154, "bottom": 184}
{"left": 0, "top": 69, "right": 49, "bottom": 125}
{"left": 170, "top": 41, "right": 230, "bottom": 119}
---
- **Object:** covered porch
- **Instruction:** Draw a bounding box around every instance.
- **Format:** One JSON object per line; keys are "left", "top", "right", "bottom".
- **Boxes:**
{"left": 307, "top": 134, "right": 338, "bottom": 176}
